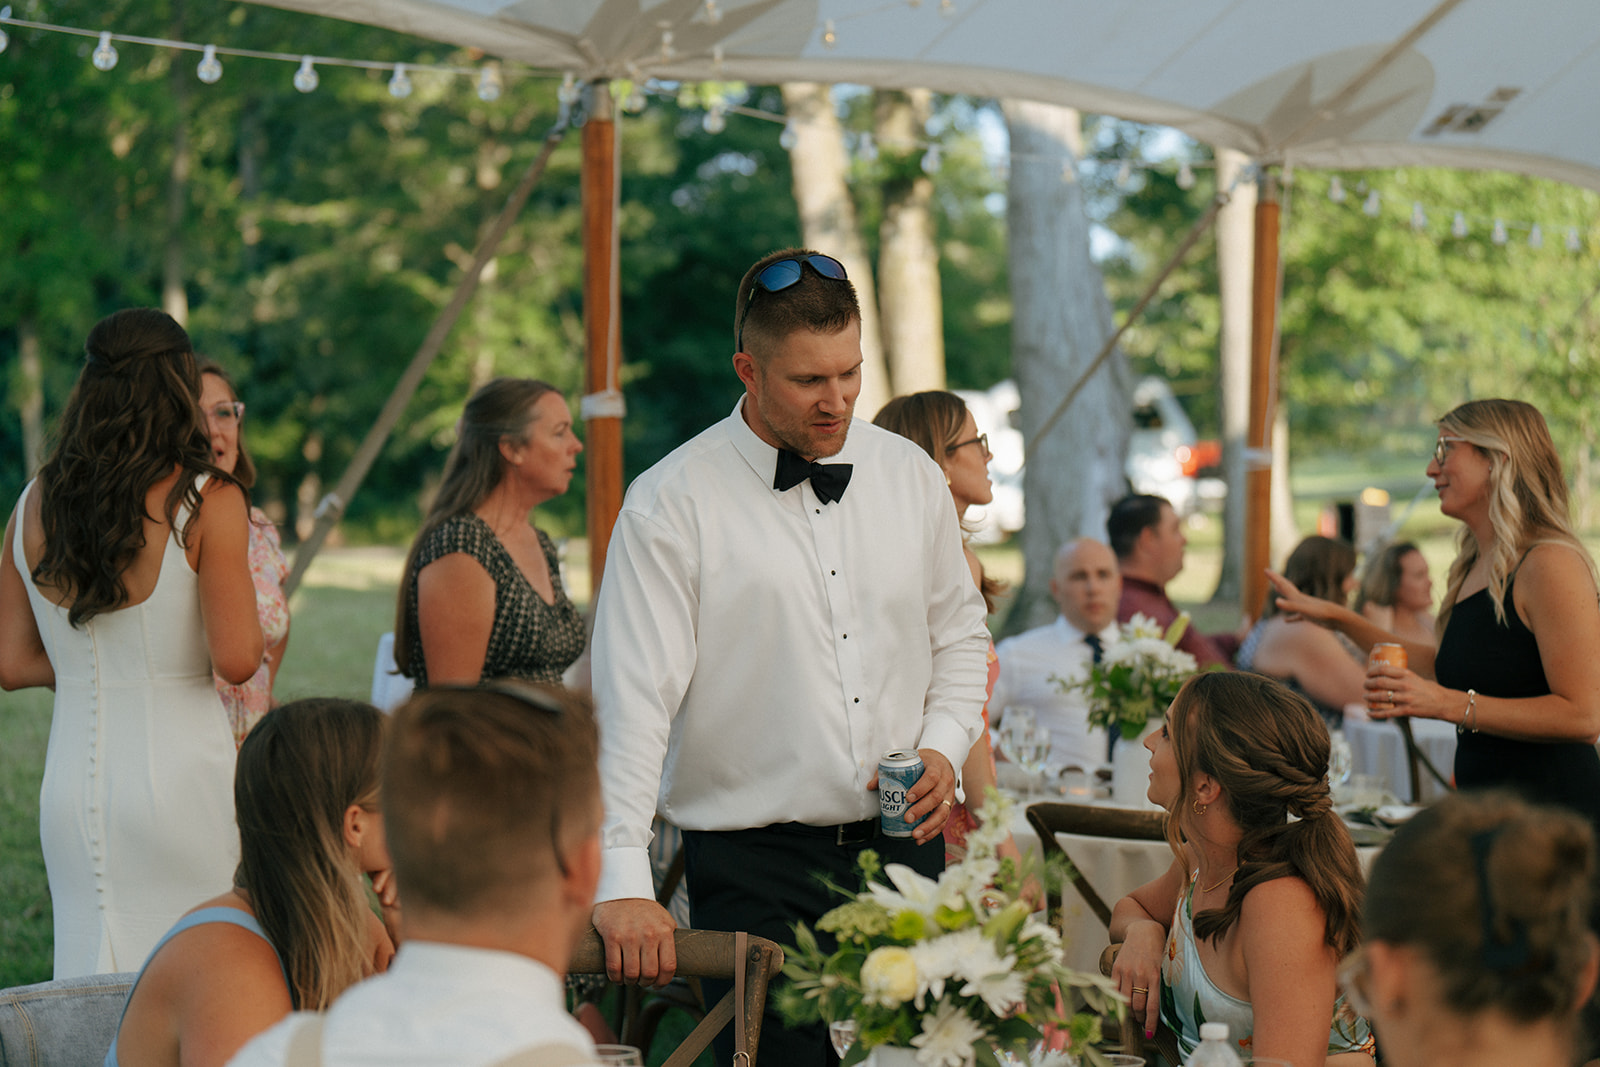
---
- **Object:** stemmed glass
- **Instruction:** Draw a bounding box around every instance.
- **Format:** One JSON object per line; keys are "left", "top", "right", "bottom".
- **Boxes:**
{"left": 1328, "top": 729, "right": 1353, "bottom": 802}
{"left": 593, "top": 1046, "right": 643, "bottom": 1066}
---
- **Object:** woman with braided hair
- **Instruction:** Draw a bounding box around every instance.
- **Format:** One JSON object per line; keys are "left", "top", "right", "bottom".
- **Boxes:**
{"left": 1109, "top": 671, "right": 1375, "bottom": 1065}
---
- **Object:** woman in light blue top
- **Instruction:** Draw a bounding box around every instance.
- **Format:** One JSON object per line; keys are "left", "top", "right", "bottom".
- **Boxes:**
{"left": 107, "top": 698, "right": 397, "bottom": 1067}
{"left": 1109, "top": 672, "right": 1375, "bottom": 1066}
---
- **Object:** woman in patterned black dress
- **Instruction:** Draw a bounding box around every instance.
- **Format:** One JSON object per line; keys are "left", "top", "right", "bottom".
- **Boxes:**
{"left": 394, "top": 378, "right": 586, "bottom": 688}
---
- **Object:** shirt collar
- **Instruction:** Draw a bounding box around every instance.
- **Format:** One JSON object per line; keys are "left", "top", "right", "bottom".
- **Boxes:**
{"left": 726, "top": 394, "right": 860, "bottom": 490}
{"left": 1052, "top": 615, "right": 1118, "bottom": 643}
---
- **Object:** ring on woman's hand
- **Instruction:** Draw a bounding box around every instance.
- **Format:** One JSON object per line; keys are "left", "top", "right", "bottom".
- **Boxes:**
{"left": 1131, "top": 986, "right": 1148, "bottom": 995}
{"left": 941, "top": 799, "right": 952, "bottom": 808}
{"left": 1388, "top": 689, "right": 1395, "bottom": 701}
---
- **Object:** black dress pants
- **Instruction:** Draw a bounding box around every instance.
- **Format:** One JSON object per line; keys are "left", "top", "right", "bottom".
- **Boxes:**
{"left": 683, "top": 821, "right": 943, "bottom": 1067}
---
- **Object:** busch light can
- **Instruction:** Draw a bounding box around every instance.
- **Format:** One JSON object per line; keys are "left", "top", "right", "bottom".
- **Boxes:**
{"left": 878, "top": 750, "right": 926, "bottom": 838}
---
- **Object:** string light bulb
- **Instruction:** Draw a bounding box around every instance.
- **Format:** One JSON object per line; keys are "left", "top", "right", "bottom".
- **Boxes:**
{"left": 1492, "top": 218, "right": 1508, "bottom": 245}
{"left": 1410, "top": 201, "right": 1426, "bottom": 230}
{"left": 624, "top": 84, "right": 647, "bottom": 112}
{"left": 779, "top": 120, "right": 797, "bottom": 150}
{"left": 1528, "top": 223, "right": 1543, "bottom": 249}
{"left": 92, "top": 31, "right": 118, "bottom": 71}
{"left": 1363, "top": 189, "right": 1381, "bottom": 217}
{"left": 0, "top": 7, "right": 11, "bottom": 56}
{"left": 197, "top": 43, "right": 223, "bottom": 84}
{"left": 1176, "top": 161, "right": 1195, "bottom": 190}
{"left": 1327, "top": 175, "right": 1345, "bottom": 203}
{"left": 940, "top": 0, "right": 956, "bottom": 13}
{"left": 659, "top": 28, "right": 674, "bottom": 61}
{"left": 291, "top": 56, "right": 319, "bottom": 92}
{"left": 703, "top": 0, "right": 722, "bottom": 24}
{"left": 557, "top": 72, "right": 579, "bottom": 107}
{"left": 712, "top": 44, "right": 724, "bottom": 75}
{"left": 476, "top": 63, "right": 502, "bottom": 102}
{"left": 387, "top": 62, "right": 412, "bottom": 98}
{"left": 1116, "top": 160, "right": 1132, "bottom": 187}
{"left": 1567, "top": 227, "right": 1582, "bottom": 253}
{"left": 1452, "top": 211, "right": 1468, "bottom": 238}
{"left": 921, "top": 144, "right": 941, "bottom": 175}
{"left": 702, "top": 100, "right": 726, "bottom": 134}
{"left": 822, "top": 19, "right": 837, "bottom": 48}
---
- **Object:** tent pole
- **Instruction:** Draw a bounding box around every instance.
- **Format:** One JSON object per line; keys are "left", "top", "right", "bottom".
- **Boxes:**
{"left": 582, "top": 80, "right": 624, "bottom": 600}
{"left": 1242, "top": 170, "right": 1281, "bottom": 622}
{"left": 281, "top": 115, "right": 570, "bottom": 598}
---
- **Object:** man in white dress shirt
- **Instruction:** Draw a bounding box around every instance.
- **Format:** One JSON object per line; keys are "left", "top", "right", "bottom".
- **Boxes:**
{"left": 227, "top": 684, "right": 603, "bottom": 1067}
{"left": 589, "top": 249, "right": 990, "bottom": 1067}
{"left": 992, "top": 538, "right": 1120, "bottom": 773}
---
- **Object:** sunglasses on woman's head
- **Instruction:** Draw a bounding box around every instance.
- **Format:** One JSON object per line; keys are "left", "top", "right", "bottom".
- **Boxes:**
{"left": 736, "top": 254, "right": 849, "bottom": 352}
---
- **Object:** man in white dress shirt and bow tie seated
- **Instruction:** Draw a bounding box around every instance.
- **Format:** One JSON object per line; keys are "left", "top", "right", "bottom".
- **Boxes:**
{"left": 227, "top": 684, "right": 605, "bottom": 1067}
{"left": 588, "top": 248, "right": 991, "bottom": 1067}
{"left": 992, "top": 538, "right": 1120, "bottom": 775}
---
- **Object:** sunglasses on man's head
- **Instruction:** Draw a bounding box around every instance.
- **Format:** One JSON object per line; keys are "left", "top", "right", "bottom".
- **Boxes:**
{"left": 736, "top": 254, "right": 849, "bottom": 352}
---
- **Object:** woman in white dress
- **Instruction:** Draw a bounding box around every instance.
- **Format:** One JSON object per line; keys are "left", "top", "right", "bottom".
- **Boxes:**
{"left": 0, "top": 308, "right": 261, "bottom": 977}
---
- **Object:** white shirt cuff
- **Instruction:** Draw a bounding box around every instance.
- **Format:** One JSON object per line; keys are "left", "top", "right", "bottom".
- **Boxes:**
{"left": 918, "top": 715, "right": 977, "bottom": 781}
{"left": 596, "top": 845, "right": 659, "bottom": 904}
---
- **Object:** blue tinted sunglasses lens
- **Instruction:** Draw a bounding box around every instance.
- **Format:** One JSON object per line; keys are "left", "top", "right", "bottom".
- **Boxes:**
{"left": 738, "top": 255, "right": 849, "bottom": 351}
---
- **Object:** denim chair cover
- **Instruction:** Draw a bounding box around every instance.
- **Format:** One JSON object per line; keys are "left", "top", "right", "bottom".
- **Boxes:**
{"left": 0, "top": 972, "right": 135, "bottom": 1067}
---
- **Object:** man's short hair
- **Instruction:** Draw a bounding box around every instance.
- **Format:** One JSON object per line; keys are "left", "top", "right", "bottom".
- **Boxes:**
{"left": 734, "top": 247, "right": 860, "bottom": 360}
{"left": 382, "top": 683, "right": 599, "bottom": 916}
{"left": 1107, "top": 493, "right": 1170, "bottom": 560}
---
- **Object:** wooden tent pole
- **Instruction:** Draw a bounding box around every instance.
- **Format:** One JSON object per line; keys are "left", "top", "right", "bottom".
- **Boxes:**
{"left": 1242, "top": 170, "right": 1281, "bottom": 622}
{"left": 581, "top": 81, "right": 624, "bottom": 599}
{"left": 282, "top": 114, "right": 571, "bottom": 598}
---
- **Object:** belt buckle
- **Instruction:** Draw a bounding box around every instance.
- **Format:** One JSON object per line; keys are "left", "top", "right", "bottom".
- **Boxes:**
{"left": 837, "top": 820, "right": 874, "bottom": 846}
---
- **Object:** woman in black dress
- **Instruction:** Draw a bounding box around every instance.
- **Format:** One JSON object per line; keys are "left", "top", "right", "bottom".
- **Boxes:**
{"left": 394, "top": 378, "right": 586, "bottom": 687}
{"left": 1268, "top": 399, "right": 1600, "bottom": 829}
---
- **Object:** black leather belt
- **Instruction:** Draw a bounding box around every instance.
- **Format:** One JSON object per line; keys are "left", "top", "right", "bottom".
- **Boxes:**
{"left": 764, "top": 818, "right": 881, "bottom": 846}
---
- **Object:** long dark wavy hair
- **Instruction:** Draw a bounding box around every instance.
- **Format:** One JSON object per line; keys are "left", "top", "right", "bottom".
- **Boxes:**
{"left": 234, "top": 697, "right": 385, "bottom": 1010}
{"left": 1166, "top": 671, "right": 1365, "bottom": 955}
{"left": 393, "top": 377, "right": 560, "bottom": 677}
{"left": 32, "top": 309, "right": 234, "bottom": 627}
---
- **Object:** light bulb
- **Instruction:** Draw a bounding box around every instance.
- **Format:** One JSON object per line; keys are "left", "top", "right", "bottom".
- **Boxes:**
{"left": 92, "top": 31, "right": 118, "bottom": 72}
{"left": 1410, "top": 201, "right": 1426, "bottom": 230}
{"left": 822, "top": 19, "right": 837, "bottom": 48}
{"left": 1528, "top": 223, "right": 1543, "bottom": 249}
{"left": 921, "top": 144, "right": 941, "bottom": 175}
{"left": 1492, "top": 218, "right": 1507, "bottom": 245}
{"left": 1567, "top": 227, "right": 1582, "bottom": 253}
{"left": 388, "top": 63, "right": 412, "bottom": 99}
{"left": 1116, "top": 160, "right": 1132, "bottom": 187}
{"left": 703, "top": 0, "right": 722, "bottom": 24}
{"left": 779, "top": 120, "right": 797, "bottom": 150}
{"left": 702, "top": 102, "right": 726, "bottom": 134}
{"left": 293, "top": 56, "right": 319, "bottom": 92}
{"left": 625, "top": 85, "right": 647, "bottom": 112}
{"left": 197, "top": 44, "right": 223, "bottom": 84}
{"left": 476, "top": 64, "right": 502, "bottom": 102}
{"left": 659, "top": 29, "right": 674, "bottom": 61}
{"left": 557, "top": 72, "right": 579, "bottom": 106}
{"left": 1363, "top": 190, "right": 1381, "bottom": 217}
{"left": 1176, "top": 161, "right": 1195, "bottom": 190}
{"left": 940, "top": 0, "right": 955, "bottom": 13}
{"left": 1452, "top": 211, "right": 1468, "bottom": 238}
{"left": 1328, "top": 175, "right": 1345, "bottom": 203}
{"left": 712, "top": 45, "right": 724, "bottom": 75}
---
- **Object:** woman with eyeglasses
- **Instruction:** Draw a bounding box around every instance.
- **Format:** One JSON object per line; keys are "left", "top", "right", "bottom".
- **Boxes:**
{"left": 1109, "top": 671, "right": 1375, "bottom": 1066}
{"left": 105, "top": 697, "right": 398, "bottom": 1067}
{"left": 199, "top": 362, "right": 289, "bottom": 745}
{"left": 1349, "top": 791, "right": 1597, "bottom": 1067}
{"left": 873, "top": 391, "right": 1020, "bottom": 868}
{"left": 394, "top": 378, "right": 586, "bottom": 689}
{"left": 0, "top": 309, "right": 261, "bottom": 978}
{"left": 1268, "top": 400, "right": 1600, "bottom": 836}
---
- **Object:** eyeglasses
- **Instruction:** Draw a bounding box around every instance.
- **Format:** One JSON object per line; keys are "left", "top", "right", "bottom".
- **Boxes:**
{"left": 947, "top": 432, "right": 990, "bottom": 458}
{"left": 1336, "top": 946, "right": 1372, "bottom": 1018}
{"left": 735, "top": 254, "right": 849, "bottom": 352}
{"left": 1433, "top": 435, "right": 1466, "bottom": 466}
{"left": 206, "top": 401, "right": 245, "bottom": 425}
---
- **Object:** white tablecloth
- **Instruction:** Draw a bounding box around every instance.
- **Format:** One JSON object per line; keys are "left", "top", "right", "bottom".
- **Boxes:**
{"left": 1342, "top": 713, "right": 1457, "bottom": 803}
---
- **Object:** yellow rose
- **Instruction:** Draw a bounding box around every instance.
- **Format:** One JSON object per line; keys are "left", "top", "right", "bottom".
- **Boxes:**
{"left": 860, "top": 946, "right": 919, "bottom": 1007}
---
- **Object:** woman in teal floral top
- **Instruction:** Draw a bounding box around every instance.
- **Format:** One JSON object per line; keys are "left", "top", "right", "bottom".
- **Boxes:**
{"left": 1109, "top": 672, "right": 1375, "bottom": 1066}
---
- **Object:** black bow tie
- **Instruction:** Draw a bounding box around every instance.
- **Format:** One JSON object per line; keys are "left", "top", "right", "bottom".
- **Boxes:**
{"left": 774, "top": 448, "right": 853, "bottom": 504}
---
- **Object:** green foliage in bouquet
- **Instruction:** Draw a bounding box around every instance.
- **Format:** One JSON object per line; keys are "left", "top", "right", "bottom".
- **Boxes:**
{"left": 1054, "top": 613, "right": 1199, "bottom": 740}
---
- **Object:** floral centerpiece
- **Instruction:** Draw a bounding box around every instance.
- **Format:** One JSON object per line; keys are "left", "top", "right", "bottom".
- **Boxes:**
{"left": 1054, "top": 613, "right": 1198, "bottom": 740}
{"left": 778, "top": 791, "right": 1123, "bottom": 1067}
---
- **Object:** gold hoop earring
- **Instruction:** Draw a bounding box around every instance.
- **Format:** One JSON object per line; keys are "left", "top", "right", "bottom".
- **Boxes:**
{"left": 1193, "top": 800, "right": 1207, "bottom": 816}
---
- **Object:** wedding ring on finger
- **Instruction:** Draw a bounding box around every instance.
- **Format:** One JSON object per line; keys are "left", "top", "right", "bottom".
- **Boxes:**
{"left": 941, "top": 799, "right": 952, "bottom": 808}
{"left": 1131, "top": 986, "right": 1148, "bottom": 995}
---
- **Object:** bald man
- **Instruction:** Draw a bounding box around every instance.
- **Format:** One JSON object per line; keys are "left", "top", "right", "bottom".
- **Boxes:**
{"left": 990, "top": 539, "right": 1120, "bottom": 773}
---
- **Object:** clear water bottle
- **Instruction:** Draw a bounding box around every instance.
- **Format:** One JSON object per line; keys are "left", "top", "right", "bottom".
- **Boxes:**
{"left": 1184, "top": 1022, "right": 1244, "bottom": 1067}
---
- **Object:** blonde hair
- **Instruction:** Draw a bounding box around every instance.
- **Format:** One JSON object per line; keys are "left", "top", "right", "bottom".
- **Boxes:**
{"left": 234, "top": 698, "right": 385, "bottom": 1010}
{"left": 1435, "top": 400, "right": 1598, "bottom": 632}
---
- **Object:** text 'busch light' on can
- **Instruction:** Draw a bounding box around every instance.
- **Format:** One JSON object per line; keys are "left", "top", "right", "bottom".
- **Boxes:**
{"left": 878, "top": 750, "right": 926, "bottom": 838}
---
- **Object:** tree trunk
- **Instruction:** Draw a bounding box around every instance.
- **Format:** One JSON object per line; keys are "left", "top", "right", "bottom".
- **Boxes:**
{"left": 780, "top": 82, "right": 891, "bottom": 417}
{"left": 1001, "top": 100, "right": 1131, "bottom": 635}
{"left": 18, "top": 317, "right": 44, "bottom": 476}
{"left": 874, "top": 89, "right": 944, "bottom": 393}
{"left": 1211, "top": 148, "right": 1256, "bottom": 604}
{"left": 163, "top": 3, "right": 191, "bottom": 326}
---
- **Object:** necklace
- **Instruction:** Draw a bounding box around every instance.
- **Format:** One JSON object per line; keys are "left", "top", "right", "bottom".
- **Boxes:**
{"left": 1199, "top": 866, "right": 1238, "bottom": 893}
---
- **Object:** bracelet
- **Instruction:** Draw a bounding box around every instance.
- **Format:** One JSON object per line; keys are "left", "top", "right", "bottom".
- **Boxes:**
{"left": 1463, "top": 688, "right": 1479, "bottom": 733}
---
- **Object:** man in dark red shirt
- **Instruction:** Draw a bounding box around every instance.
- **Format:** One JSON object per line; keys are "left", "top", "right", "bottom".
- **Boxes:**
{"left": 1107, "top": 493, "right": 1236, "bottom": 668}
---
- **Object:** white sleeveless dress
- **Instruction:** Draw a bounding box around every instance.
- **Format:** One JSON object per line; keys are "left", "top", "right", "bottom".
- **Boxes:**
{"left": 14, "top": 478, "right": 240, "bottom": 977}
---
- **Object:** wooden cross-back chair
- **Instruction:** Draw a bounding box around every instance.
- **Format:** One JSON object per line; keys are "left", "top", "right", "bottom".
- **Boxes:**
{"left": 1025, "top": 802, "right": 1167, "bottom": 927}
{"left": 570, "top": 928, "right": 783, "bottom": 1067}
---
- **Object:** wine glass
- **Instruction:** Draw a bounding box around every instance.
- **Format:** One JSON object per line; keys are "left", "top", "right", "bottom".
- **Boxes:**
{"left": 828, "top": 1020, "right": 858, "bottom": 1058}
{"left": 998, "top": 706, "right": 1037, "bottom": 763}
{"left": 1328, "top": 729, "right": 1353, "bottom": 801}
{"left": 1017, "top": 723, "right": 1052, "bottom": 798}
{"left": 594, "top": 1045, "right": 644, "bottom": 1066}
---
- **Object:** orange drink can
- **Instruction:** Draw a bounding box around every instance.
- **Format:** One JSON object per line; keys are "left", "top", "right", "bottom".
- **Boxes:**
{"left": 1368, "top": 643, "right": 1407, "bottom": 710}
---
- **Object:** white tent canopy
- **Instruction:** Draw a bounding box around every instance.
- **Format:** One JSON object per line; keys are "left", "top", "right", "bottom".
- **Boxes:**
{"left": 261, "top": 0, "right": 1600, "bottom": 192}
